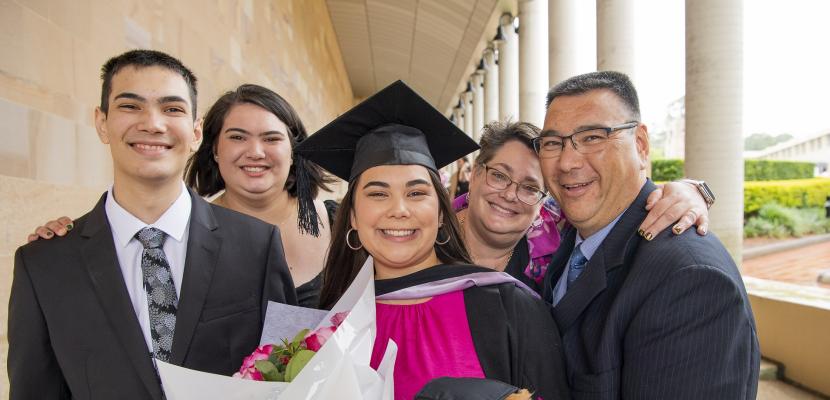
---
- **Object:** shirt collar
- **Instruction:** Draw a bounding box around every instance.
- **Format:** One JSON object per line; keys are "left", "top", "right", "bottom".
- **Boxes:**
{"left": 105, "top": 182, "right": 192, "bottom": 248}
{"left": 574, "top": 209, "right": 627, "bottom": 262}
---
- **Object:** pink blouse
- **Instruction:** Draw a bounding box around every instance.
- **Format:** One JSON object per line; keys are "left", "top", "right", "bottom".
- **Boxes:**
{"left": 370, "top": 290, "right": 486, "bottom": 400}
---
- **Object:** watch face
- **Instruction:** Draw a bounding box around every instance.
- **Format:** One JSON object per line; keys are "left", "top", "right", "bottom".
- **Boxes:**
{"left": 699, "top": 182, "right": 716, "bottom": 203}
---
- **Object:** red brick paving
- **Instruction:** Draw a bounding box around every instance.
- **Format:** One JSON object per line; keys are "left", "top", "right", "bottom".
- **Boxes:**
{"left": 742, "top": 240, "right": 830, "bottom": 289}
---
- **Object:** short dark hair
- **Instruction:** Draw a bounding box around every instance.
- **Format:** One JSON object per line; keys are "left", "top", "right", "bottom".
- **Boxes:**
{"left": 318, "top": 169, "right": 471, "bottom": 309}
{"left": 545, "top": 71, "right": 640, "bottom": 120}
{"left": 474, "top": 120, "right": 540, "bottom": 166}
{"left": 185, "top": 84, "right": 334, "bottom": 198}
{"left": 100, "top": 49, "right": 198, "bottom": 117}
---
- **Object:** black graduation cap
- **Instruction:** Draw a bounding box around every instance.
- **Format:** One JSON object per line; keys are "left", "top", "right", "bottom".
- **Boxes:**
{"left": 295, "top": 80, "right": 479, "bottom": 182}
{"left": 415, "top": 377, "right": 522, "bottom": 399}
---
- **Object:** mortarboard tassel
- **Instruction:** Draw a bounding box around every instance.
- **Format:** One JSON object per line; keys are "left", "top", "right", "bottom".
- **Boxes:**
{"left": 293, "top": 154, "right": 321, "bottom": 237}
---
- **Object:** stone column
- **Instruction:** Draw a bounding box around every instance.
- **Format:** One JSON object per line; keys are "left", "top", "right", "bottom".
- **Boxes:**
{"left": 548, "top": 0, "right": 581, "bottom": 86}
{"left": 453, "top": 100, "right": 465, "bottom": 135}
{"left": 494, "top": 14, "right": 519, "bottom": 122}
{"left": 518, "top": 0, "right": 549, "bottom": 127}
{"left": 462, "top": 84, "right": 474, "bottom": 137}
{"left": 482, "top": 46, "right": 499, "bottom": 125}
{"left": 596, "top": 0, "right": 635, "bottom": 79}
{"left": 472, "top": 68, "right": 485, "bottom": 140}
{"left": 685, "top": 0, "right": 744, "bottom": 262}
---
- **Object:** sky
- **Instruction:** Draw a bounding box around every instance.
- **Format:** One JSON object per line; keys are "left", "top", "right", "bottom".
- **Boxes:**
{"left": 635, "top": 0, "right": 830, "bottom": 137}
{"left": 571, "top": 0, "right": 830, "bottom": 139}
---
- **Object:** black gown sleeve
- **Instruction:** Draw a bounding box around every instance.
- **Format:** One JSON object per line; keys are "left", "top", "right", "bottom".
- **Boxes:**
{"left": 465, "top": 284, "right": 571, "bottom": 400}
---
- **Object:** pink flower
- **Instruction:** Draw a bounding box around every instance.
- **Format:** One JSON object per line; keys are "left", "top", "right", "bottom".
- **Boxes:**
{"left": 330, "top": 311, "right": 349, "bottom": 327}
{"left": 304, "top": 326, "right": 335, "bottom": 352}
{"left": 233, "top": 367, "right": 264, "bottom": 381}
{"left": 304, "top": 311, "right": 350, "bottom": 351}
{"left": 233, "top": 344, "right": 273, "bottom": 381}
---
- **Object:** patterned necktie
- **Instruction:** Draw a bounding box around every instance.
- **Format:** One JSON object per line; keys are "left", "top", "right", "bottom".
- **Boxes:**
{"left": 135, "top": 227, "right": 178, "bottom": 362}
{"left": 566, "top": 244, "right": 588, "bottom": 289}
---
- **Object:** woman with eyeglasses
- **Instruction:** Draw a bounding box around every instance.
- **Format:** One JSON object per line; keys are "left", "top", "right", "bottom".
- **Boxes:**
{"left": 454, "top": 121, "right": 712, "bottom": 291}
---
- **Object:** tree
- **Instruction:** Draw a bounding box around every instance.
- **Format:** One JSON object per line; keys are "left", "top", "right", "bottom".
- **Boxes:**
{"left": 745, "top": 133, "right": 793, "bottom": 151}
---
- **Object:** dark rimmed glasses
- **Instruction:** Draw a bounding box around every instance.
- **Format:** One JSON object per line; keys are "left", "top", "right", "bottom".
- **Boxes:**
{"left": 482, "top": 165, "right": 546, "bottom": 205}
{"left": 532, "top": 121, "right": 640, "bottom": 158}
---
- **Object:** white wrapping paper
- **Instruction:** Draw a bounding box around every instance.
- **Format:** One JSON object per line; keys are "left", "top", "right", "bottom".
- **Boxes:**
{"left": 158, "top": 257, "right": 396, "bottom": 400}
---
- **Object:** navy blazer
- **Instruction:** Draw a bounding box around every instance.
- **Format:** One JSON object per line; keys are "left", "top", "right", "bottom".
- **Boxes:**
{"left": 544, "top": 180, "right": 759, "bottom": 399}
{"left": 8, "top": 189, "right": 298, "bottom": 400}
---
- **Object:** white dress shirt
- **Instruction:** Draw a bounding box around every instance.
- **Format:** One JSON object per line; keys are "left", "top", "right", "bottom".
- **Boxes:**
{"left": 551, "top": 211, "right": 625, "bottom": 306}
{"left": 105, "top": 182, "right": 191, "bottom": 352}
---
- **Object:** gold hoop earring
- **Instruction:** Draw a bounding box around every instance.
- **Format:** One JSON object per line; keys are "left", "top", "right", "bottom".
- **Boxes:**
{"left": 435, "top": 226, "right": 451, "bottom": 245}
{"left": 346, "top": 228, "right": 363, "bottom": 250}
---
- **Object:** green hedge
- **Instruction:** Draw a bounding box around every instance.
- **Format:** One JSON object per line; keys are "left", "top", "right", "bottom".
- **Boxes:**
{"left": 744, "top": 204, "right": 830, "bottom": 238}
{"left": 651, "top": 159, "right": 684, "bottom": 181}
{"left": 745, "top": 160, "right": 815, "bottom": 181}
{"left": 651, "top": 159, "right": 815, "bottom": 181}
{"left": 744, "top": 178, "right": 830, "bottom": 214}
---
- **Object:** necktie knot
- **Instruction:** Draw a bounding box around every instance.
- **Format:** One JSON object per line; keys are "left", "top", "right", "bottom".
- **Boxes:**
{"left": 567, "top": 245, "right": 588, "bottom": 288}
{"left": 135, "top": 227, "right": 166, "bottom": 249}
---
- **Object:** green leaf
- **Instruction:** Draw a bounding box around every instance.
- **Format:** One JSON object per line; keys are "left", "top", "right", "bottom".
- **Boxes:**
{"left": 284, "top": 349, "right": 316, "bottom": 382}
{"left": 254, "top": 360, "right": 284, "bottom": 382}
{"left": 291, "top": 329, "right": 310, "bottom": 347}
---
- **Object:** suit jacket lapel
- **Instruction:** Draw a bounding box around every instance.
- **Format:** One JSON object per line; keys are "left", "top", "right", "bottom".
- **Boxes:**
{"left": 81, "top": 194, "right": 164, "bottom": 400}
{"left": 551, "top": 227, "right": 608, "bottom": 332}
{"left": 170, "top": 190, "right": 221, "bottom": 365}
{"left": 552, "top": 180, "right": 657, "bottom": 333}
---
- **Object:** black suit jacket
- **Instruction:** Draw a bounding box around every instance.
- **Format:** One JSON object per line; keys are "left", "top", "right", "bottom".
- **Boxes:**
{"left": 8, "top": 189, "right": 298, "bottom": 400}
{"left": 543, "top": 181, "right": 759, "bottom": 399}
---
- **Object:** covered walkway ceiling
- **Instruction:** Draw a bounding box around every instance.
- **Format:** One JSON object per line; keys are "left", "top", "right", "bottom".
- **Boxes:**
{"left": 326, "top": 0, "right": 510, "bottom": 112}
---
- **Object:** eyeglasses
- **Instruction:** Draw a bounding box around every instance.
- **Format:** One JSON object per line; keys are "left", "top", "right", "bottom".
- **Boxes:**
{"left": 532, "top": 121, "right": 639, "bottom": 158}
{"left": 482, "top": 165, "right": 546, "bottom": 206}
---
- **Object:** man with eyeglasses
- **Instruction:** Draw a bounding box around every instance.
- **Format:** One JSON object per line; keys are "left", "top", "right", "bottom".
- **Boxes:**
{"left": 539, "top": 71, "right": 759, "bottom": 399}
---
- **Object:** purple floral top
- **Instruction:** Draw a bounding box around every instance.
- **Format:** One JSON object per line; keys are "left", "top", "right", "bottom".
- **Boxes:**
{"left": 453, "top": 194, "right": 563, "bottom": 285}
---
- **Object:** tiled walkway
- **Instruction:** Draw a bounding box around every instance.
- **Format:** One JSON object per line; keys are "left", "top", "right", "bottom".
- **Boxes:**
{"left": 743, "top": 237, "right": 830, "bottom": 399}
{"left": 743, "top": 240, "right": 830, "bottom": 289}
{"left": 758, "top": 381, "right": 826, "bottom": 400}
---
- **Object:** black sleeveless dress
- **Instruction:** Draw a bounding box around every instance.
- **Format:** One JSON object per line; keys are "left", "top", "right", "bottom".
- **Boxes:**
{"left": 294, "top": 200, "right": 338, "bottom": 308}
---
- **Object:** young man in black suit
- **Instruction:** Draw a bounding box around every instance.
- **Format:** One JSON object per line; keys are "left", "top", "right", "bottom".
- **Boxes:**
{"left": 539, "top": 71, "right": 759, "bottom": 399}
{"left": 8, "top": 50, "right": 297, "bottom": 400}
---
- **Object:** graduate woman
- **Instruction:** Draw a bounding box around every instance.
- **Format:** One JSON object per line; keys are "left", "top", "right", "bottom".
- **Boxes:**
{"left": 297, "top": 81, "right": 571, "bottom": 400}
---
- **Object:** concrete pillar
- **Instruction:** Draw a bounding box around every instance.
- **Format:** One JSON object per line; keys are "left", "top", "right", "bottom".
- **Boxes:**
{"left": 472, "top": 67, "right": 485, "bottom": 140}
{"left": 463, "top": 84, "right": 474, "bottom": 137}
{"left": 518, "top": 0, "right": 549, "bottom": 127}
{"left": 596, "top": 0, "right": 635, "bottom": 79}
{"left": 494, "top": 14, "right": 519, "bottom": 122}
{"left": 482, "top": 46, "right": 499, "bottom": 125}
{"left": 453, "top": 101, "right": 465, "bottom": 135}
{"left": 548, "top": 0, "right": 582, "bottom": 86}
{"left": 685, "top": 0, "right": 744, "bottom": 262}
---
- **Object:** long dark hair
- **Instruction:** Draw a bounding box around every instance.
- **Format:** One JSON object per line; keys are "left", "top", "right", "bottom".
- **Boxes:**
{"left": 185, "top": 84, "right": 334, "bottom": 198}
{"left": 318, "top": 169, "right": 471, "bottom": 309}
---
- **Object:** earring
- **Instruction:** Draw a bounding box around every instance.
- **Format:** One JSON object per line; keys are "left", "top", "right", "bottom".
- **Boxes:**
{"left": 346, "top": 228, "right": 363, "bottom": 250}
{"left": 435, "top": 226, "right": 451, "bottom": 245}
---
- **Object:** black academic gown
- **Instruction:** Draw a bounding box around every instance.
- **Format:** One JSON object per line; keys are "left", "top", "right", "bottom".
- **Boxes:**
{"left": 376, "top": 264, "right": 572, "bottom": 400}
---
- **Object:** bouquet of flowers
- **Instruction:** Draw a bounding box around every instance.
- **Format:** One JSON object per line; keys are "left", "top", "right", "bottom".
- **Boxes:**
{"left": 234, "top": 312, "right": 348, "bottom": 382}
{"left": 157, "top": 257, "right": 397, "bottom": 400}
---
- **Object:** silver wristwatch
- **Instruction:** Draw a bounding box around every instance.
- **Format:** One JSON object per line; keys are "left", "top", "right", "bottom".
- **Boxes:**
{"left": 681, "top": 179, "right": 716, "bottom": 209}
